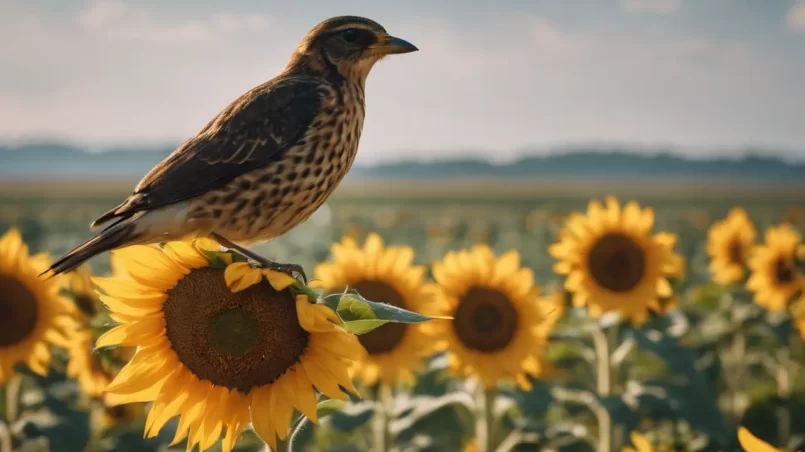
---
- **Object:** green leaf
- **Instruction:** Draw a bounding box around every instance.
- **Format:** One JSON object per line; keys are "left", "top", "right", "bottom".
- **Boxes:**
{"left": 343, "top": 319, "right": 393, "bottom": 335}
{"left": 325, "top": 292, "right": 449, "bottom": 335}
{"left": 195, "top": 244, "right": 233, "bottom": 268}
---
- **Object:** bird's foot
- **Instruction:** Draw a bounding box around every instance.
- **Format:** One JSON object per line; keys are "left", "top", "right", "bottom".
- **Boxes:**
{"left": 210, "top": 233, "right": 307, "bottom": 283}
{"left": 259, "top": 261, "right": 307, "bottom": 284}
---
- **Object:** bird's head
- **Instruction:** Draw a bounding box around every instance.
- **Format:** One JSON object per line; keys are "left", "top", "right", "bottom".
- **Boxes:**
{"left": 287, "top": 16, "right": 418, "bottom": 86}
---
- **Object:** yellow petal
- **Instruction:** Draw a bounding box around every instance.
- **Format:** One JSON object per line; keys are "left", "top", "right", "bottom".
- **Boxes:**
{"left": 737, "top": 427, "right": 779, "bottom": 452}
{"left": 163, "top": 241, "right": 209, "bottom": 269}
{"left": 250, "top": 386, "right": 277, "bottom": 450}
{"left": 290, "top": 364, "right": 318, "bottom": 422}
{"left": 98, "top": 294, "right": 163, "bottom": 317}
{"left": 111, "top": 246, "right": 184, "bottom": 288}
{"left": 225, "top": 262, "right": 262, "bottom": 293}
{"left": 264, "top": 270, "right": 297, "bottom": 291}
{"left": 269, "top": 379, "right": 294, "bottom": 440}
{"left": 0, "top": 227, "right": 25, "bottom": 264}
{"left": 296, "top": 296, "right": 341, "bottom": 333}
{"left": 629, "top": 432, "right": 653, "bottom": 452}
{"left": 95, "top": 321, "right": 161, "bottom": 348}
{"left": 301, "top": 355, "right": 348, "bottom": 401}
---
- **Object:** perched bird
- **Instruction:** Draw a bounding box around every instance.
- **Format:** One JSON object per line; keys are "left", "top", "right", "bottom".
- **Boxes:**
{"left": 45, "top": 16, "right": 417, "bottom": 279}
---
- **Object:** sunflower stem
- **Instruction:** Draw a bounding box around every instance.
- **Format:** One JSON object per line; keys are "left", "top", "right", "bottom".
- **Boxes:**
{"left": 285, "top": 414, "right": 309, "bottom": 452}
{"left": 372, "top": 383, "right": 393, "bottom": 452}
{"left": 4, "top": 375, "right": 21, "bottom": 424}
{"left": 775, "top": 330, "right": 795, "bottom": 448}
{"left": 475, "top": 383, "right": 497, "bottom": 452}
{"left": 591, "top": 323, "right": 612, "bottom": 452}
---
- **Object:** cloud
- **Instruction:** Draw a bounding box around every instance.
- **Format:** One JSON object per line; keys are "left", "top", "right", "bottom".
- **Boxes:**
{"left": 75, "top": 0, "right": 273, "bottom": 43}
{"left": 787, "top": 0, "right": 805, "bottom": 32}
{"left": 621, "top": 0, "right": 683, "bottom": 15}
{"left": 78, "top": 0, "right": 126, "bottom": 28}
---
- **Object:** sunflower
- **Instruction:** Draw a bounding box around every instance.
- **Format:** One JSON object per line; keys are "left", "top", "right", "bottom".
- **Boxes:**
{"left": 747, "top": 224, "right": 805, "bottom": 312}
{"left": 549, "top": 197, "right": 681, "bottom": 324}
{"left": 707, "top": 208, "right": 757, "bottom": 284}
{"left": 96, "top": 240, "right": 364, "bottom": 451}
{"left": 313, "top": 233, "right": 436, "bottom": 385}
{"left": 427, "top": 245, "right": 561, "bottom": 389}
{"left": 0, "top": 228, "right": 73, "bottom": 383}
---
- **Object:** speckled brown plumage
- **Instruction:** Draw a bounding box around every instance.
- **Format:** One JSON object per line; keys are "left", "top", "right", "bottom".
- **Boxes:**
{"left": 45, "top": 16, "right": 418, "bottom": 277}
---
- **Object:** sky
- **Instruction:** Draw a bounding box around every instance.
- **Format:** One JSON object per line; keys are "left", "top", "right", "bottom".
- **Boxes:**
{"left": 1, "top": 0, "right": 804, "bottom": 163}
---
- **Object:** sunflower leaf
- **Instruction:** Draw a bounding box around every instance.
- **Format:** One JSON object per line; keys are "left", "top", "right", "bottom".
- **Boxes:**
{"left": 330, "top": 293, "right": 448, "bottom": 335}
{"left": 343, "top": 319, "right": 392, "bottom": 335}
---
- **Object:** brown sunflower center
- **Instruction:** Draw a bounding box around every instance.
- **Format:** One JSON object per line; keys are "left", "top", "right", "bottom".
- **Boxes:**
{"left": 163, "top": 268, "right": 308, "bottom": 393}
{"left": 727, "top": 239, "right": 744, "bottom": 265}
{"left": 453, "top": 287, "right": 518, "bottom": 352}
{"left": 587, "top": 233, "right": 646, "bottom": 292}
{"left": 347, "top": 280, "right": 407, "bottom": 355}
{"left": 0, "top": 275, "right": 39, "bottom": 347}
{"left": 775, "top": 258, "right": 795, "bottom": 284}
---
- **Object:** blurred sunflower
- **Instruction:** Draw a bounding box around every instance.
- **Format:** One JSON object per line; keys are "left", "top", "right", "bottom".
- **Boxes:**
{"left": 96, "top": 240, "right": 363, "bottom": 451}
{"left": 622, "top": 431, "right": 653, "bottom": 452}
{"left": 313, "top": 233, "right": 435, "bottom": 385}
{"left": 656, "top": 252, "right": 686, "bottom": 313}
{"left": 92, "top": 394, "right": 146, "bottom": 431}
{"left": 428, "top": 246, "right": 562, "bottom": 389}
{"left": 737, "top": 427, "right": 780, "bottom": 451}
{"left": 747, "top": 224, "right": 804, "bottom": 312}
{"left": 0, "top": 228, "right": 73, "bottom": 383}
{"left": 549, "top": 197, "right": 681, "bottom": 324}
{"left": 707, "top": 208, "right": 757, "bottom": 284}
{"left": 67, "top": 264, "right": 134, "bottom": 400}
{"left": 67, "top": 328, "right": 110, "bottom": 399}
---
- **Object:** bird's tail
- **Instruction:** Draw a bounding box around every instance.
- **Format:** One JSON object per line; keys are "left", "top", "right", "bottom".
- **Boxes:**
{"left": 42, "top": 216, "right": 143, "bottom": 278}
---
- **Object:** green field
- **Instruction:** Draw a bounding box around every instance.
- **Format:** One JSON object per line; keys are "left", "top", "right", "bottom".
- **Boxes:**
{"left": 1, "top": 179, "right": 804, "bottom": 452}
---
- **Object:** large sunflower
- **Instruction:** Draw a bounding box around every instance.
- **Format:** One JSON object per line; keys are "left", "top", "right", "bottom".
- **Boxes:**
{"left": 549, "top": 197, "right": 681, "bottom": 324}
{"left": 0, "top": 228, "right": 73, "bottom": 383}
{"left": 95, "top": 240, "right": 364, "bottom": 451}
{"left": 707, "top": 208, "right": 757, "bottom": 284}
{"left": 427, "top": 245, "right": 561, "bottom": 389}
{"left": 313, "top": 233, "right": 436, "bottom": 385}
{"left": 747, "top": 224, "right": 804, "bottom": 312}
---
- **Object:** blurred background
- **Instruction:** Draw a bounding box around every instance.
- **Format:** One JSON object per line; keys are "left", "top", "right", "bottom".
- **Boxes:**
{"left": 1, "top": 1, "right": 804, "bottom": 451}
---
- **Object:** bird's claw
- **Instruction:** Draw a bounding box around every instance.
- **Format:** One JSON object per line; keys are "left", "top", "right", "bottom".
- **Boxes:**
{"left": 254, "top": 260, "right": 307, "bottom": 284}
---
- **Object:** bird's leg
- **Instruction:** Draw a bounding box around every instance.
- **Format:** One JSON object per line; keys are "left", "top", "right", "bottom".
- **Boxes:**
{"left": 210, "top": 233, "right": 307, "bottom": 283}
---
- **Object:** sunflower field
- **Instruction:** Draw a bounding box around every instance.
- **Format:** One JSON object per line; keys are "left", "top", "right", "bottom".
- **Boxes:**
{"left": 1, "top": 191, "right": 804, "bottom": 452}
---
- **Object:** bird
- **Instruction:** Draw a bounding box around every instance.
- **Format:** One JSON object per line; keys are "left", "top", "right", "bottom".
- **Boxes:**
{"left": 44, "top": 16, "right": 418, "bottom": 280}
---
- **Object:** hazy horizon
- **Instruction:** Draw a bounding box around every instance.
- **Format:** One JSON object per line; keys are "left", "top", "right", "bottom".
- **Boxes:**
{"left": 1, "top": 0, "right": 804, "bottom": 165}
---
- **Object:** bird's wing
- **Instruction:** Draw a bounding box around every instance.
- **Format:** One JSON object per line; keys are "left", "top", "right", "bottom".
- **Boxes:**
{"left": 95, "top": 77, "right": 329, "bottom": 226}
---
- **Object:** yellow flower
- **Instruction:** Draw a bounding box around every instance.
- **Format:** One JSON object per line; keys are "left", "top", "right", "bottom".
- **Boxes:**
{"left": 95, "top": 240, "right": 363, "bottom": 452}
{"left": 622, "top": 431, "right": 653, "bottom": 452}
{"left": 737, "top": 427, "right": 780, "bottom": 451}
{"left": 428, "top": 245, "right": 562, "bottom": 389}
{"left": 0, "top": 228, "right": 73, "bottom": 383}
{"left": 747, "top": 224, "right": 805, "bottom": 312}
{"left": 707, "top": 208, "right": 757, "bottom": 284}
{"left": 92, "top": 394, "right": 146, "bottom": 431}
{"left": 67, "top": 328, "right": 111, "bottom": 399}
{"left": 69, "top": 264, "right": 103, "bottom": 318}
{"left": 549, "top": 197, "right": 681, "bottom": 324}
{"left": 313, "top": 233, "right": 435, "bottom": 385}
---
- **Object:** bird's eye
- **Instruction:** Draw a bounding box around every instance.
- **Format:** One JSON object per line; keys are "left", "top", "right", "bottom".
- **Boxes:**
{"left": 341, "top": 29, "right": 361, "bottom": 43}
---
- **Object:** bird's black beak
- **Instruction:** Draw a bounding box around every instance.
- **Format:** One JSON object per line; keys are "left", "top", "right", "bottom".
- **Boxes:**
{"left": 375, "top": 35, "right": 418, "bottom": 55}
